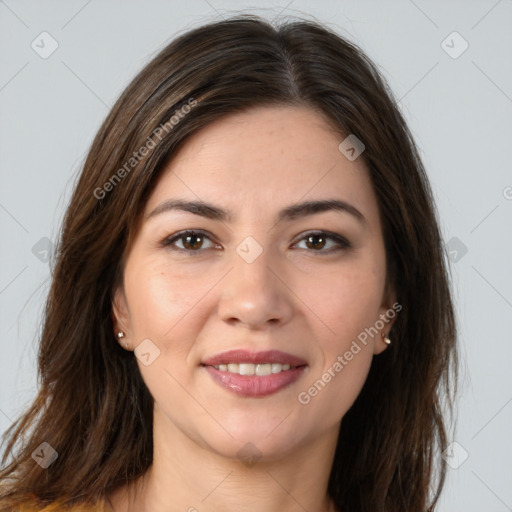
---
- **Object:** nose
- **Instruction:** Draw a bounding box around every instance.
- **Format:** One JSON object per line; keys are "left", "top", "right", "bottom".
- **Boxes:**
{"left": 217, "top": 245, "right": 294, "bottom": 330}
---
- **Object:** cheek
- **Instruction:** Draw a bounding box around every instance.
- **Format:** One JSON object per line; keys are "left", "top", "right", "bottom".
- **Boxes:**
{"left": 303, "top": 256, "right": 386, "bottom": 347}
{"left": 302, "top": 344, "right": 374, "bottom": 429}
{"left": 125, "top": 259, "right": 208, "bottom": 417}
{"left": 124, "top": 255, "right": 209, "bottom": 341}
{"left": 296, "top": 259, "right": 384, "bottom": 415}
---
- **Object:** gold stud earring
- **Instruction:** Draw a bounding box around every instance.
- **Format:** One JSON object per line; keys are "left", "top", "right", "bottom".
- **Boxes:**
{"left": 382, "top": 332, "right": 391, "bottom": 345}
{"left": 117, "top": 331, "right": 129, "bottom": 349}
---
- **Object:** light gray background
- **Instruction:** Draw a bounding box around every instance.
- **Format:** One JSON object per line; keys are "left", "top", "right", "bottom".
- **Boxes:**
{"left": 1, "top": 0, "right": 511, "bottom": 510}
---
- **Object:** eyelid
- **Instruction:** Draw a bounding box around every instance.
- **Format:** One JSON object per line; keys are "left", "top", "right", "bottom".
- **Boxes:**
{"left": 160, "top": 229, "right": 351, "bottom": 254}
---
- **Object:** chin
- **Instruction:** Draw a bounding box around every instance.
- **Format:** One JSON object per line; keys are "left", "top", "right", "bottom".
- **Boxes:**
{"left": 203, "top": 429, "right": 304, "bottom": 464}
{"left": 203, "top": 408, "right": 317, "bottom": 458}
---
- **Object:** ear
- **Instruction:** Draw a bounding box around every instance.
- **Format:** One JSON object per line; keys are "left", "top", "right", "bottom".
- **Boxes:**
{"left": 111, "top": 284, "right": 132, "bottom": 341}
{"left": 373, "top": 284, "right": 399, "bottom": 355}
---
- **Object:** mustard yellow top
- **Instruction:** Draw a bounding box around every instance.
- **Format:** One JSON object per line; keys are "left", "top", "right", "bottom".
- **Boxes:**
{"left": 14, "top": 497, "right": 111, "bottom": 511}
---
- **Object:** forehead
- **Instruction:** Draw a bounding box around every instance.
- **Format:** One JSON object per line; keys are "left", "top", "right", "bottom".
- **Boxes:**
{"left": 145, "top": 105, "right": 379, "bottom": 225}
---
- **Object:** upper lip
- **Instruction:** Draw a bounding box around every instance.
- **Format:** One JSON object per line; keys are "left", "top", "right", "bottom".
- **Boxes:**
{"left": 202, "top": 349, "right": 307, "bottom": 367}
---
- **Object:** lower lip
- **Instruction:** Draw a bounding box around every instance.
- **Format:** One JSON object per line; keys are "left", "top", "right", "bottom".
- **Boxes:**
{"left": 203, "top": 365, "right": 306, "bottom": 398}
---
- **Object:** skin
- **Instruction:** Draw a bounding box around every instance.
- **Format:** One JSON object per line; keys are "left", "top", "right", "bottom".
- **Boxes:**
{"left": 109, "top": 105, "right": 396, "bottom": 512}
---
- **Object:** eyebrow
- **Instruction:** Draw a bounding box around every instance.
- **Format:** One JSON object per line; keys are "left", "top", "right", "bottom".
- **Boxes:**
{"left": 146, "top": 198, "right": 367, "bottom": 225}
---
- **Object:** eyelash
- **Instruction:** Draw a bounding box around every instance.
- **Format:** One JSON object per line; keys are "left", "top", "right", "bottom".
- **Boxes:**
{"left": 160, "top": 229, "right": 351, "bottom": 255}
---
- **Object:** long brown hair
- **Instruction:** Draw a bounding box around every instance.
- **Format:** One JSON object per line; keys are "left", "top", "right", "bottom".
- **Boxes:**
{"left": 0, "top": 14, "right": 458, "bottom": 512}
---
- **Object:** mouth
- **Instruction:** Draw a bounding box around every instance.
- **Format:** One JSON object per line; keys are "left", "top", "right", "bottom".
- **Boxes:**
{"left": 201, "top": 349, "right": 308, "bottom": 398}
{"left": 207, "top": 362, "right": 298, "bottom": 376}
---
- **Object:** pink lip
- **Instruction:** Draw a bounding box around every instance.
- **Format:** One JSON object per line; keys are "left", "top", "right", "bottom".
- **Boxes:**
{"left": 202, "top": 349, "right": 307, "bottom": 367}
{"left": 201, "top": 349, "right": 308, "bottom": 398}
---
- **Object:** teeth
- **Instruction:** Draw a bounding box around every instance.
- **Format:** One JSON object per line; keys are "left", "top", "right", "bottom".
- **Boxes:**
{"left": 273, "top": 363, "right": 290, "bottom": 373}
{"left": 213, "top": 363, "right": 294, "bottom": 375}
{"left": 256, "top": 363, "right": 271, "bottom": 376}
{"left": 239, "top": 363, "right": 255, "bottom": 376}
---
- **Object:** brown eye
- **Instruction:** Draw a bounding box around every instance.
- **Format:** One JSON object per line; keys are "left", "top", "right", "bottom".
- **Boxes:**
{"left": 295, "top": 231, "right": 350, "bottom": 254}
{"left": 182, "top": 233, "right": 204, "bottom": 250}
{"left": 305, "top": 234, "right": 327, "bottom": 250}
{"left": 162, "top": 230, "right": 217, "bottom": 252}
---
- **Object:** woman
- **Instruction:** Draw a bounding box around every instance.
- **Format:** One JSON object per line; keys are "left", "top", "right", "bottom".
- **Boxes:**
{"left": 0, "top": 14, "right": 458, "bottom": 512}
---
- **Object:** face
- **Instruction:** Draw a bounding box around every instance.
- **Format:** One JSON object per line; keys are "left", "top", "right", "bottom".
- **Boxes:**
{"left": 113, "top": 105, "right": 395, "bottom": 461}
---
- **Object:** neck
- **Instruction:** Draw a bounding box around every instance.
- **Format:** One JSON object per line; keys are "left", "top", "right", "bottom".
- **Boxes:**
{"left": 109, "top": 408, "right": 340, "bottom": 512}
